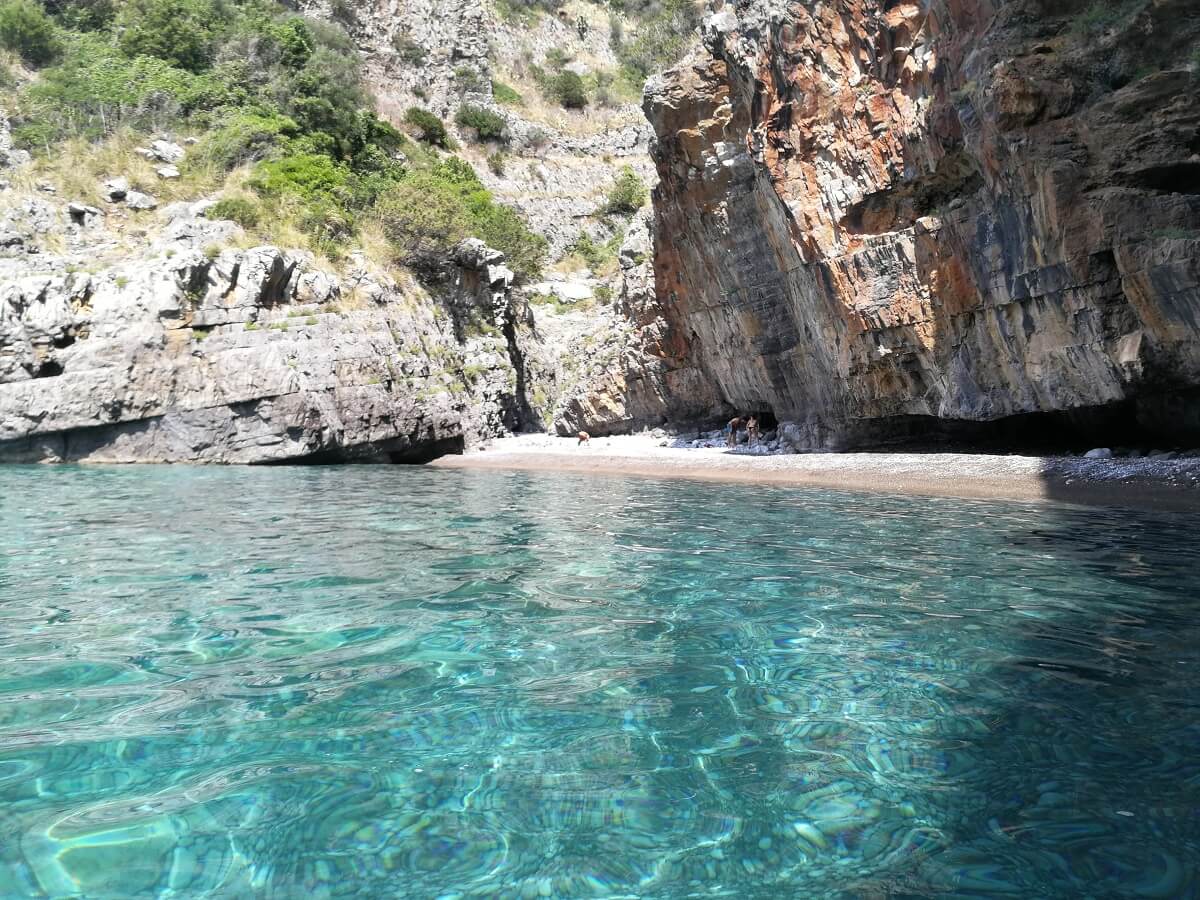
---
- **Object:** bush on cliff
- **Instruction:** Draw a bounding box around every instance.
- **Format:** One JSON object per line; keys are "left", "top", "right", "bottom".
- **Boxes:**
{"left": 115, "top": 0, "right": 218, "bottom": 72}
{"left": 455, "top": 104, "right": 507, "bottom": 143}
{"left": 0, "top": 0, "right": 60, "bottom": 65}
{"left": 372, "top": 158, "right": 546, "bottom": 281}
{"left": 404, "top": 107, "right": 451, "bottom": 148}
{"left": 610, "top": 0, "right": 698, "bottom": 78}
{"left": 542, "top": 70, "right": 588, "bottom": 109}
{"left": 604, "top": 165, "right": 647, "bottom": 214}
{"left": 206, "top": 196, "right": 260, "bottom": 228}
{"left": 373, "top": 172, "right": 474, "bottom": 268}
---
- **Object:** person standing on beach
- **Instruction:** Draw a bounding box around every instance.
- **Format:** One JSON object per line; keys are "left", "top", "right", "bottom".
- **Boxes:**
{"left": 726, "top": 416, "right": 743, "bottom": 449}
{"left": 746, "top": 416, "right": 760, "bottom": 446}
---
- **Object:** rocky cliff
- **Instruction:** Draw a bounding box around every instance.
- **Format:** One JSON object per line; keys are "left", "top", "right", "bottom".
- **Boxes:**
{"left": 0, "top": 0, "right": 675, "bottom": 461}
{"left": 643, "top": 0, "right": 1200, "bottom": 449}
{"left": 0, "top": 177, "right": 529, "bottom": 463}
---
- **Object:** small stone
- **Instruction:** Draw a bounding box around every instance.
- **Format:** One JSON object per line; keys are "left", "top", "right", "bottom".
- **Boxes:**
{"left": 0, "top": 230, "right": 24, "bottom": 248}
{"left": 1084, "top": 447, "right": 1113, "bottom": 459}
{"left": 150, "top": 139, "right": 185, "bottom": 163}
{"left": 36, "top": 180, "right": 56, "bottom": 193}
{"left": 124, "top": 190, "right": 158, "bottom": 210}
{"left": 102, "top": 177, "right": 130, "bottom": 201}
{"left": 67, "top": 201, "right": 102, "bottom": 224}
{"left": 156, "top": 165, "right": 181, "bottom": 179}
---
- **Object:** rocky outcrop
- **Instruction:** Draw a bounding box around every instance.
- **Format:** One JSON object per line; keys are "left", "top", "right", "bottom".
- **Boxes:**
{"left": 522, "top": 209, "right": 723, "bottom": 436}
{"left": 644, "top": 0, "right": 1200, "bottom": 448}
{"left": 0, "top": 202, "right": 530, "bottom": 463}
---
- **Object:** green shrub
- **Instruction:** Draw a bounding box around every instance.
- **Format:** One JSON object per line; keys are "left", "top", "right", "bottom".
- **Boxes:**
{"left": 16, "top": 33, "right": 231, "bottom": 141}
{"left": 372, "top": 157, "right": 545, "bottom": 280}
{"left": 471, "top": 201, "right": 547, "bottom": 281}
{"left": 486, "top": 150, "right": 505, "bottom": 175}
{"left": 492, "top": 0, "right": 558, "bottom": 23}
{"left": 52, "top": 0, "right": 117, "bottom": 31}
{"left": 568, "top": 231, "right": 621, "bottom": 270}
{"left": 0, "top": 0, "right": 61, "bottom": 65}
{"left": 206, "top": 196, "right": 260, "bottom": 227}
{"left": 613, "top": 0, "right": 698, "bottom": 79}
{"left": 373, "top": 171, "right": 474, "bottom": 267}
{"left": 544, "top": 47, "right": 572, "bottom": 70}
{"left": 200, "top": 110, "right": 298, "bottom": 168}
{"left": 604, "top": 165, "right": 647, "bottom": 214}
{"left": 455, "top": 104, "right": 507, "bottom": 143}
{"left": 404, "top": 107, "right": 450, "bottom": 147}
{"left": 115, "top": 0, "right": 219, "bottom": 73}
{"left": 250, "top": 152, "right": 350, "bottom": 200}
{"left": 491, "top": 79, "right": 523, "bottom": 106}
{"left": 265, "top": 16, "right": 315, "bottom": 67}
{"left": 282, "top": 47, "right": 374, "bottom": 159}
{"left": 545, "top": 70, "right": 587, "bottom": 108}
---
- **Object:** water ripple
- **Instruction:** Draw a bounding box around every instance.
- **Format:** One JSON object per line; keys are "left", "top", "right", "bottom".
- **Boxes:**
{"left": 0, "top": 465, "right": 1198, "bottom": 897}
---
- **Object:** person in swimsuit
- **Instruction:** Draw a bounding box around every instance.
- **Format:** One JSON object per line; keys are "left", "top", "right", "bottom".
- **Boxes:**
{"left": 726, "top": 416, "right": 743, "bottom": 449}
{"left": 746, "top": 416, "right": 760, "bottom": 446}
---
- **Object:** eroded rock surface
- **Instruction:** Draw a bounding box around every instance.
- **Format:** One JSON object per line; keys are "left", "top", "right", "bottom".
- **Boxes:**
{"left": 644, "top": 0, "right": 1200, "bottom": 448}
{"left": 0, "top": 202, "right": 530, "bottom": 463}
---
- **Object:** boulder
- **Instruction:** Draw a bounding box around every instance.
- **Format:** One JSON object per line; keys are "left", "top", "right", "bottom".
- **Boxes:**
{"left": 124, "top": 191, "right": 159, "bottom": 211}
{"left": 136, "top": 140, "right": 185, "bottom": 164}
{"left": 1084, "top": 448, "right": 1114, "bottom": 459}
{"left": 156, "top": 165, "right": 181, "bottom": 179}
{"left": 102, "top": 177, "right": 130, "bottom": 202}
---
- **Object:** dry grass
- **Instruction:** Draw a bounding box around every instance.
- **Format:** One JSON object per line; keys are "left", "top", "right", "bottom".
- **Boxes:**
{"left": 489, "top": 65, "right": 643, "bottom": 136}
{"left": 16, "top": 130, "right": 226, "bottom": 207}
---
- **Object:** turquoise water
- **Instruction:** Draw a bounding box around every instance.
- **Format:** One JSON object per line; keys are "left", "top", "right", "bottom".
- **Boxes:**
{"left": 0, "top": 466, "right": 1198, "bottom": 899}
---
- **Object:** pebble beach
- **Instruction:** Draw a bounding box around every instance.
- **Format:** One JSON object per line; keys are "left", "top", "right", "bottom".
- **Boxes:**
{"left": 431, "top": 433, "right": 1200, "bottom": 511}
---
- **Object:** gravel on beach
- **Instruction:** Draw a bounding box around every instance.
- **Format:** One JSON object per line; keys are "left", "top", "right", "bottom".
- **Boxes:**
{"left": 431, "top": 434, "right": 1200, "bottom": 511}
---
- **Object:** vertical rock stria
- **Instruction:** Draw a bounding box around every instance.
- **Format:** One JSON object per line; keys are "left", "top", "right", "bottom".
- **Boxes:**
{"left": 644, "top": 0, "right": 1200, "bottom": 448}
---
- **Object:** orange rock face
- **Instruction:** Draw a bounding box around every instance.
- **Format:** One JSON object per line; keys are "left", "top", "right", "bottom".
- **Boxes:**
{"left": 643, "top": 0, "right": 1200, "bottom": 447}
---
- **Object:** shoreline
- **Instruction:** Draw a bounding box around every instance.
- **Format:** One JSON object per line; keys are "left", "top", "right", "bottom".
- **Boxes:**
{"left": 429, "top": 436, "right": 1200, "bottom": 513}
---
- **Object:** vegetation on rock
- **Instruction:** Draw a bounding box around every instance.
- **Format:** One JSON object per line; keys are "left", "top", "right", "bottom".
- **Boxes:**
{"left": 604, "top": 165, "right": 647, "bottom": 214}
{"left": 455, "top": 104, "right": 508, "bottom": 143}
{"left": 1, "top": 0, "right": 545, "bottom": 280}
{"left": 403, "top": 107, "right": 451, "bottom": 148}
{"left": 0, "top": 0, "right": 60, "bottom": 65}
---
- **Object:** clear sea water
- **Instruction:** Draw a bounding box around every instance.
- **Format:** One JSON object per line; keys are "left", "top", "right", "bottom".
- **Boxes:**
{"left": 0, "top": 465, "right": 1198, "bottom": 899}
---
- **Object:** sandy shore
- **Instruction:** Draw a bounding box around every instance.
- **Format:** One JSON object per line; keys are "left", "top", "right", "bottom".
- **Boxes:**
{"left": 430, "top": 434, "right": 1200, "bottom": 512}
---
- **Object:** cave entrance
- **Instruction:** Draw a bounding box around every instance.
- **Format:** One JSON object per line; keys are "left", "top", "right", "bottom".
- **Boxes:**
{"left": 855, "top": 390, "right": 1200, "bottom": 454}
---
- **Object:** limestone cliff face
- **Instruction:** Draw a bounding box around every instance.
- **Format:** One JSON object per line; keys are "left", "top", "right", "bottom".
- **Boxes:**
{"left": 0, "top": 195, "right": 529, "bottom": 463}
{"left": 644, "top": 0, "right": 1200, "bottom": 448}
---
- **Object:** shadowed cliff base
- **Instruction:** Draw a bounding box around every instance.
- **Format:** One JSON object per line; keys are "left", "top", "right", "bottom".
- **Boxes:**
{"left": 755, "top": 388, "right": 1200, "bottom": 456}
{"left": 430, "top": 436, "right": 1200, "bottom": 513}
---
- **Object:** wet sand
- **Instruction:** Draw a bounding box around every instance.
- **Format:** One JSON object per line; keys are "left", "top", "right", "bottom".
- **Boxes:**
{"left": 430, "top": 435, "right": 1200, "bottom": 512}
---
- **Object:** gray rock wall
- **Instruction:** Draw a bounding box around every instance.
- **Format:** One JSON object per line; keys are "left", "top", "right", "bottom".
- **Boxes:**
{"left": 0, "top": 205, "right": 529, "bottom": 463}
{"left": 643, "top": 0, "right": 1200, "bottom": 449}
